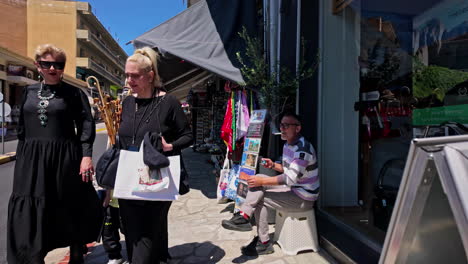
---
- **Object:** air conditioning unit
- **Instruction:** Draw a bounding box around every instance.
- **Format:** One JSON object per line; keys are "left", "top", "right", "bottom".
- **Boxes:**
{"left": 26, "top": 69, "right": 34, "bottom": 80}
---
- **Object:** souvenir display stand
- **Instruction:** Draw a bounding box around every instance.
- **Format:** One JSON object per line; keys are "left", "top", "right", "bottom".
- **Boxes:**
{"left": 235, "top": 109, "right": 267, "bottom": 210}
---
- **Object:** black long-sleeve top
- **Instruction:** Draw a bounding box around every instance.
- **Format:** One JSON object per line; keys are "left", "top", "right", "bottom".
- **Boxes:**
{"left": 118, "top": 94, "right": 192, "bottom": 155}
{"left": 17, "top": 82, "right": 96, "bottom": 157}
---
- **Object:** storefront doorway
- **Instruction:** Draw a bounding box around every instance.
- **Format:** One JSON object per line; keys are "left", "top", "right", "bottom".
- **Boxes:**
{"left": 319, "top": 0, "right": 468, "bottom": 261}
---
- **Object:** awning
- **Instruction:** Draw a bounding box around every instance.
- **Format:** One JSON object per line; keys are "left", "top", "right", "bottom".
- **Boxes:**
{"left": 131, "top": 0, "right": 256, "bottom": 88}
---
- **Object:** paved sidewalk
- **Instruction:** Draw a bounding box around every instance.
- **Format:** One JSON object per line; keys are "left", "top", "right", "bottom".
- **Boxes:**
{"left": 46, "top": 148, "right": 335, "bottom": 264}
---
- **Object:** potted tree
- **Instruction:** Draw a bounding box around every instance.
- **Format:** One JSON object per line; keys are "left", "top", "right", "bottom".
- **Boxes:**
{"left": 236, "top": 27, "right": 319, "bottom": 127}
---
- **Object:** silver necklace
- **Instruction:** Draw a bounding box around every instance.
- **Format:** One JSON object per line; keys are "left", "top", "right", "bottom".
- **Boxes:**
{"left": 37, "top": 82, "right": 56, "bottom": 127}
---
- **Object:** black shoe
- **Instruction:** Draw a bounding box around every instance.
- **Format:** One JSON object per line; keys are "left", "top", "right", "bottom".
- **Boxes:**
{"left": 68, "top": 254, "right": 84, "bottom": 264}
{"left": 240, "top": 236, "right": 259, "bottom": 256}
{"left": 69, "top": 244, "right": 85, "bottom": 264}
{"left": 221, "top": 213, "right": 253, "bottom": 231}
{"left": 241, "top": 238, "right": 274, "bottom": 256}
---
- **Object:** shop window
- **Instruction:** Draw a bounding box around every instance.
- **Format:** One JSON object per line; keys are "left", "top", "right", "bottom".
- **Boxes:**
{"left": 321, "top": 0, "right": 468, "bottom": 246}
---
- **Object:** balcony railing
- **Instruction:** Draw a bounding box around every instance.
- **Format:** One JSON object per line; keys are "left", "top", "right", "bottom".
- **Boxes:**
{"left": 90, "top": 60, "right": 124, "bottom": 86}
{"left": 77, "top": 57, "right": 123, "bottom": 86}
{"left": 89, "top": 33, "right": 125, "bottom": 70}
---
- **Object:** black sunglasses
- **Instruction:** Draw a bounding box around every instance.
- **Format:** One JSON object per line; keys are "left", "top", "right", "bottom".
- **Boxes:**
{"left": 37, "top": 61, "right": 65, "bottom": 70}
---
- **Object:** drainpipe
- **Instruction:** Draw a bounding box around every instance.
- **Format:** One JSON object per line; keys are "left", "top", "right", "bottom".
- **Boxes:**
{"left": 266, "top": 0, "right": 283, "bottom": 160}
{"left": 295, "top": 0, "right": 301, "bottom": 114}
{"left": 269, "top": 0, "right": 279, "bottom": 77}
{"left": 264, "top": 0, "right": 269, "bottom": 66}
{"left": 1, "top": 80, "right": 4, "bottom": 154}
{"left": 268, "top": 0, "right": 280, "bottom": 136}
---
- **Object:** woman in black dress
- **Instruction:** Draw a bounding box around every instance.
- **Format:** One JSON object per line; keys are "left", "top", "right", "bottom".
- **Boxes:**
{"left": 118, "top": 47, "right": 192, "bottom": 264}
{"left": 7, "top": 44, "right": 102, "bottom": 264}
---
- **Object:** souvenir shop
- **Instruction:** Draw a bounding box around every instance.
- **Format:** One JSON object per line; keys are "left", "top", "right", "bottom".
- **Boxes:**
{"left": 313, "top": 0, "right": 468, "bottom": 262}
{"left": 0, "top": 48, "right": 39, "bottom": 141}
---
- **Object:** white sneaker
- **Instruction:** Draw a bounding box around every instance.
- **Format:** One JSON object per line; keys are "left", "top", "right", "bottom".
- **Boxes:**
{"left": 107, "top": 259, "right": 124, "bottom": 264}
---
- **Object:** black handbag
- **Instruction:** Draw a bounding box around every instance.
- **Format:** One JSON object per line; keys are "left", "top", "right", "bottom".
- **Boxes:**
{"left": 179, "top": 157, "right": 190, "bottom": 195}
{"left": 143, "top": 132, "right": 170, "bottom": 169}
{"left": 144, "top": 131, "right": 190, "bottom": 195}
{"left": 95, "top": 143, "right": 120, "bottom": 189}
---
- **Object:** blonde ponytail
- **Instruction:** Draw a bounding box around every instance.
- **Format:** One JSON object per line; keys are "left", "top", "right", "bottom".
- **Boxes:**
{"left": 127, "top": 47, "right": 162, "bottom": 88}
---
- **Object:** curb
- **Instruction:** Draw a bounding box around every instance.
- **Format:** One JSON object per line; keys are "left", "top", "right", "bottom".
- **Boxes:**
{"left": 0, "top": 152, "right": 16, "bottom": 165}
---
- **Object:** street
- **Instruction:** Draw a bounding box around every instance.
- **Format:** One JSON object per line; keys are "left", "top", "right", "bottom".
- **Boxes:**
{"left": 0, "top": 162, "right": 14, "bottom": 264}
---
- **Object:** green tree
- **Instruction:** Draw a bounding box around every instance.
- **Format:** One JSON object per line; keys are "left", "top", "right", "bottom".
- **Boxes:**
{"left": 236, "top": 27, "right": 319, "bottom": 116}
{"left": 413, "top": 56, "right": 468, "bottom": 102}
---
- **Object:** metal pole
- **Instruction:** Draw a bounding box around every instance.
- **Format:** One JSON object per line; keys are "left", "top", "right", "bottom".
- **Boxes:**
{"left": 295, "top": 0, "right": 301, "bottom": 115}
{"left": 1, "top": 80, "right": 5, "bottom": 154}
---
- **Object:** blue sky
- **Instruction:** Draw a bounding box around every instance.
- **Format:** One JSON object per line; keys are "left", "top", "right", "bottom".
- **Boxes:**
{"left": 86, "top": 0, "right": 187, "bottom": 55}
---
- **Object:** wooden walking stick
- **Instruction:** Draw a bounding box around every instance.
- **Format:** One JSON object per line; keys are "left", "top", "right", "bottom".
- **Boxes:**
{"left": 86, "top": 76, "right": 121, "bottom": 145}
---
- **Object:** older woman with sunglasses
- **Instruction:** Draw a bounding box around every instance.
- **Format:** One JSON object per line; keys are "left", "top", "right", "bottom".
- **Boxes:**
{"left": 7, "top": 44, "right": 102, "bottom": 264}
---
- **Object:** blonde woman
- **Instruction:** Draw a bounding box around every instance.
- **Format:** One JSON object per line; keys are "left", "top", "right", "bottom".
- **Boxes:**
{"left": 7, "top": 44, "right": 101, "bottom": 264}
{"left": 117, "top": 47, "right": 192, "bottom": 263}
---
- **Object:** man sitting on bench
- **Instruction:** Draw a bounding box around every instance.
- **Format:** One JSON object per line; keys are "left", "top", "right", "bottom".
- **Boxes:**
{"left": 221, "top": 112, "right": 319, "bottom": 256}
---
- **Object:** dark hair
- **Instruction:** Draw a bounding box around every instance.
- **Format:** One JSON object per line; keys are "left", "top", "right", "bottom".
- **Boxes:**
{"left": 280, "top": 112, "right": 302, "bottom": 125}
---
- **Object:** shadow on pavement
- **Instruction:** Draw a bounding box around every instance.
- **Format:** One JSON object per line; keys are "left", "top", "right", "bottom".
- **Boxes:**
{"left": 84, "top": 241, "right": 127, "bottom": 264}
{"left": 169, "top": 241, "right": 225, "bottom": 263}
{"left": 220, "top": 202, "right": 235, "bottom": 214}
{"left": 182, "top": 148, "right": 219, "bottom": 199}
{"left": 231, "top": 254, "right": 259, "bottom": 263}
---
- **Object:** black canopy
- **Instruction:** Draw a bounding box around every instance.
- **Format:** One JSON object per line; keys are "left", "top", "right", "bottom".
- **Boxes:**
{"left": 132, "top": 0, "right": 257, "bottom": 89}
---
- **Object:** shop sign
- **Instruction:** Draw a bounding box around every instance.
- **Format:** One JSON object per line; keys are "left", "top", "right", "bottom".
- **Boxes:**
{"left": 7, "top": 65, "right": 25, "bottom": 76}
{"left": 109, "top": 84, "right": 120, "bottom": 97}
{"left": 333, "top": 0, "right": 353, "bottom": 14}
{"left": 412, "top": 104, "right": 468, "bottom": 126}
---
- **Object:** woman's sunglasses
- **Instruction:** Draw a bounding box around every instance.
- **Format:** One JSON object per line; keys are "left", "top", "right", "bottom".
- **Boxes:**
{"left": 37, "top": 61, "right": 65, "bottom": 70}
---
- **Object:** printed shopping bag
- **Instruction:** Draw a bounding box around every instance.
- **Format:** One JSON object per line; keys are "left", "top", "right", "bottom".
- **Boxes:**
{"left": 225, "top": 164, "right": 240, "bottom": 201}
{"left": 134, "top": 166, "right": 170, "bottom": 193}
{"left": 216, "top": 155, "right": 231, "bottom": 203}
{"left": 113, "top": 141, "right": 180, "bottom": 201}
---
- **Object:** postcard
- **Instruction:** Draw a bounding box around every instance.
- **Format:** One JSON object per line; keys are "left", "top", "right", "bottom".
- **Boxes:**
{"left": 239, "top": 167, "right": 255, "bottom": 180}
{"left": 246, "top": 123, "right": 264, "bottom": 138}
{"left": 246, "top": 137, "right": 261, "bottom": 153}
{"left": 250, "top": 109, "right": 267, "bottom": 123}
{"left": 242, "top": 153, "right": 258, "bottom": 169}
{"left": 243, "top": 138, "right": 250, "bottom": 152}
{"left": 236, "top": 180, "right": 249, "bottom": 199}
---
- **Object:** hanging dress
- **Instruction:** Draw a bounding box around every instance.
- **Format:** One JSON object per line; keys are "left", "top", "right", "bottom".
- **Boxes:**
{"left": 7, "top": 82, "right": 102, "bottom": 264}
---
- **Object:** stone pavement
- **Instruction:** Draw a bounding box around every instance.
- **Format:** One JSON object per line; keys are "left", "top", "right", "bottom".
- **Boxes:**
{"left": 46, "top": 147, "right": 335, "bottom": 264}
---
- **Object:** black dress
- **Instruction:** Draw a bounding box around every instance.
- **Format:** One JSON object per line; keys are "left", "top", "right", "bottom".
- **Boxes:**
{"left": 7, "top": 82, "right": 102, "bottom": 264}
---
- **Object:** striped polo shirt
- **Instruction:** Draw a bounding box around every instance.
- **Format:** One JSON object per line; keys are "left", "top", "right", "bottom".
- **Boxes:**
{"left": 279, "top": 136, "right": 319, "bottom": 201}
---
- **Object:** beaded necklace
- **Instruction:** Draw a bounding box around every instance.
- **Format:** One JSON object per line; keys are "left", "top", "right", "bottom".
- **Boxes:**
{"left": 37, "top": 82, "right": 56, "bottom": 127}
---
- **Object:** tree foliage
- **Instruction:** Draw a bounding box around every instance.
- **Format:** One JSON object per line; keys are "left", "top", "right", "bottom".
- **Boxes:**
{"left": 413, "top": 56, "right": 468, "bottom": 101}
{"left": 236, "top": 27, "right": 319, "bottom": 115}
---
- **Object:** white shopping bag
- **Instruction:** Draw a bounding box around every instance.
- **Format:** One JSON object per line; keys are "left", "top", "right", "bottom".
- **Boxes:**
{"left": 216, "top": 155, "right": 231, "bottom": 203}
{"left": 113, "top": 142, "right": 180, "bottom": 201}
